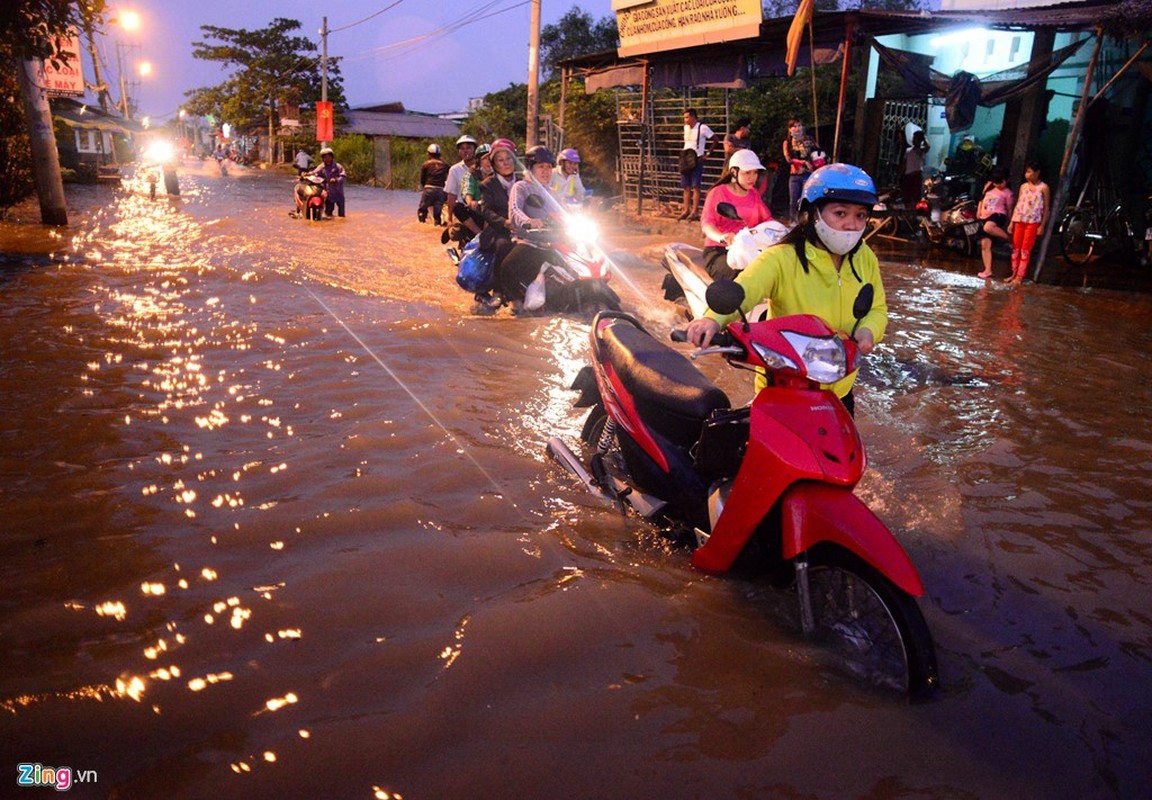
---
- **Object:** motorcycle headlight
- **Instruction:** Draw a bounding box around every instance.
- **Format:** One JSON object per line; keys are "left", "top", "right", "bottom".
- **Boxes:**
{"left": 781, "top": 332, "right": 848, "bottom": 383}
{"left": 565, "top": 214, "right": 599, "bottom": 245}
{"left": 749, "top": 341, "right": 799, "bottom": 372}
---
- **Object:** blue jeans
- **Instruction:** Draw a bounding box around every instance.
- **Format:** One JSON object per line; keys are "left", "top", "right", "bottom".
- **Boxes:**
{"left": 788, "top": 173, "right": 809, "bottom": 222}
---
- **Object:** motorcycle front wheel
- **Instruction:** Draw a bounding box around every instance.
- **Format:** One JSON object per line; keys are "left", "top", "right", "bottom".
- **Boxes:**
{"left": 803, "top": 547, "right": 939, "bottom": 698}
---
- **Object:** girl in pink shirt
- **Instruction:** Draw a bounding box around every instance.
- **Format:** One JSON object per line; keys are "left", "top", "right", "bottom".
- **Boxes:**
{"left": 1007, "top": 161, "right": 1050, "bottom": 284}
{"left": 699, "top": 148, "right": 774, "bottom": 280}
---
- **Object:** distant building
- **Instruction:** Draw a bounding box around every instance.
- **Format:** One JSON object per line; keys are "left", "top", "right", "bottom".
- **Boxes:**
{"left": 344, "top": 102, "right": 461, "bottom": 187}
{"left": 50, "top": 97, "right": 143, "bottom": 180}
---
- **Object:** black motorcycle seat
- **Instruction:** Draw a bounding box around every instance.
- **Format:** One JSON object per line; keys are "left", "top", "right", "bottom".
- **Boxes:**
{"left": 601, "top": 320, "right": 730, "bottom": 448}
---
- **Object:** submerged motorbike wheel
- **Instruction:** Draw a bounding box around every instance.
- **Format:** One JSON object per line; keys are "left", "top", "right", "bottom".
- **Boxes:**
{"left": 581, "top": 408, "right": 630, "bottom": 515}
{"left": 803, "top": 547, "right": 938, "bottom": 698}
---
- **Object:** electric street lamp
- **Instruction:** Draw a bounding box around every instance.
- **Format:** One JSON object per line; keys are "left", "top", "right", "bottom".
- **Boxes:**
{"left": 108, "top": 8, "right": 144, "bottom": 119}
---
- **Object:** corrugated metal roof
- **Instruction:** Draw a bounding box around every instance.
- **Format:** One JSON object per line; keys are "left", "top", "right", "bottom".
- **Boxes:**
{"left": 344, "top": 110, "right": 460, "bottom": 139}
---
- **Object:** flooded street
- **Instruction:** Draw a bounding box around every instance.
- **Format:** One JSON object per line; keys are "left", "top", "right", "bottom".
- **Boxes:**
{"left": 2, "top": 164, "right": 1151, "bottom": 799}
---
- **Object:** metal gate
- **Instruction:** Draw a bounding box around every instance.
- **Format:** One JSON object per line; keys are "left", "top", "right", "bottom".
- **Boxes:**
{"left": 876, "top": 99, "right": 928, "bottom": 192}
{"left": 616, "top": 88, "right": 731, "bottom": 215}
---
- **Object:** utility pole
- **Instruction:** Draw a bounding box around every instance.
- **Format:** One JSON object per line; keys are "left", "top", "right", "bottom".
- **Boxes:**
{"left": 82, "top": 18, "right": 112, "bottom": 113}
{"left": 526, "top": 0, "right": 541, "bottom": 147}
{"left": 116, "top": 41, "right": 130, "bottom": 119}
{"left": 15, "top": 58, "right": 68, "bottom": 225}
{"left": 320, "top": 16, "right": 329, "bottom": 147}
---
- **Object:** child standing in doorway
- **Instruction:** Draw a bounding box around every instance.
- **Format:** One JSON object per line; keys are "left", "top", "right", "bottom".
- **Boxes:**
{"left": 1007, "top": 161, "right": 1050, "bottom": 284}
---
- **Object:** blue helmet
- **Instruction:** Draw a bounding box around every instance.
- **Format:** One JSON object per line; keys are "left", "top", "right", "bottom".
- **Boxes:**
{"left": 801, "top": 163, "right": 878, "bottom": 208}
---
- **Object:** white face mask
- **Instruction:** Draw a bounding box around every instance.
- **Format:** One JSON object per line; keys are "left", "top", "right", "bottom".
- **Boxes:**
{"left": 814, "top": 208, "right": 866, "bottom": 255}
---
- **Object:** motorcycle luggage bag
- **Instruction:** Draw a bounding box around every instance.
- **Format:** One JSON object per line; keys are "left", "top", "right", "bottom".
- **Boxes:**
{"left": 600, "top": 319, "right": 729, "bottom": 448}
{"left": 693, "top": 406, "right": 750, "bottom": 479}
{"left": 455, "top": 240, "right": 495, "bottom": 293}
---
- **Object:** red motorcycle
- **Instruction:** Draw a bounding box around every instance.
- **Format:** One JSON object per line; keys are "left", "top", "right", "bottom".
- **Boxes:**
{"left": 547, "top": 280, "right": 938, "bottom": 697}
{"left": 293, "top": 175, "right": 327, "bottom": 221}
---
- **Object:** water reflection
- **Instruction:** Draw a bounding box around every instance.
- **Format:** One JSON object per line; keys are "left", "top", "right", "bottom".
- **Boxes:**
{"left": 2, "top": 167, "right": 1151, "bottom": 797}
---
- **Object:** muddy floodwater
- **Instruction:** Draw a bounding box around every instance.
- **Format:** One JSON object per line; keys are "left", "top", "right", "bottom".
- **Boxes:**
{"left": 2, "top": 164, "right": 1151, "bottom": 799}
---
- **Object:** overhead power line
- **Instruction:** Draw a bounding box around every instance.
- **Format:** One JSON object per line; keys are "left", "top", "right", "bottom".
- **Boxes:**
{"left": 330, "top": 0, "right": 407, "bottom": 34}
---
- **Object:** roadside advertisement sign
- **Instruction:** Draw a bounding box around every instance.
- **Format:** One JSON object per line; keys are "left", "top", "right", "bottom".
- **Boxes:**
{"left": 40, "top": 33, "right": 86, "bottom": 98}
{"left": 614, "top": 0, "right": 763, "bottom": 57}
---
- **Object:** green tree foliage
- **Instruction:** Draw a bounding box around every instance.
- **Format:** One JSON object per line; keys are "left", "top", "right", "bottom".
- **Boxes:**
{"left": 0, "top": 67, "right": 35, "bottom": 216}
{"left": 463, "top": 83, "right": 528, "bottom": 143}
{"left": 0, "top": 1, "right": 104, "bottom": 213}
{"left": 539, "top": 7, "right": 618, "bottom": 79}
{"left": 0, "top": 0, "right": 104, "bottom": 61}
{"left": 185, "top": 18, "right": 346, "bottom": 158}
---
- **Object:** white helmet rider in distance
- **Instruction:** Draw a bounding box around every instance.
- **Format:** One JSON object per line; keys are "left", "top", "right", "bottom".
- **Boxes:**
{"left": 427, "top": 143, "right": 441, "bottom": 156}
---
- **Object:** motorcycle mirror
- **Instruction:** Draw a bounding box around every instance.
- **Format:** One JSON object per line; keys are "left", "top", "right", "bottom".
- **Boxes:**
{"left": 716, "top": 202, "right": 741, "bottom": 221}
{"left": 850, "top": 283, "right": 874, "bottom": 338}
{"left": 852, "top": 283, "right": 874, "bottom": 321}
{"left": 705, "top": 279, "right": 745, "bottom": 316}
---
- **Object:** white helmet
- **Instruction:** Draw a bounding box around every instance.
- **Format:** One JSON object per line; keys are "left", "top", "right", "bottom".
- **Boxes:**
{"left": 427, "top": 143, "right": 441, "bottom": 156}
{"left": 455, "top": 134, "right": 477, "bottom": 147}
{"left": 319, "top": 146, "right": 334, "bottom": 156}
{"left": 728, "top": 149, "right": 764, "bottom": 172}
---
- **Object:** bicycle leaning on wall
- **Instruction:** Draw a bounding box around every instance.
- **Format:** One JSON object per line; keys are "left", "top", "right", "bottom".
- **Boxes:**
{"left": 1057, "top": 175, "right": 1145, "bottom": 267}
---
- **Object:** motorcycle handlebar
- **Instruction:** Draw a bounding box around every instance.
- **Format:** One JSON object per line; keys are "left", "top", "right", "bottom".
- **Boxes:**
{"left": 670, "top": 329, "right": 734, "bottom": 347}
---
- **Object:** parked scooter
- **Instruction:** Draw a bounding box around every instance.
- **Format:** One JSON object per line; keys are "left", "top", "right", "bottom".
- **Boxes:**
{"left": 662, "top": 202, "right": 789, "bottom": 319}
{"left": 918, "top": 172, "right": 979, "bottom": 256}
{"left": 547, "top": 279, "right": 939, "bottom": 696}
{"left": 447, "top": 210, "right": 621, "bottom": 314}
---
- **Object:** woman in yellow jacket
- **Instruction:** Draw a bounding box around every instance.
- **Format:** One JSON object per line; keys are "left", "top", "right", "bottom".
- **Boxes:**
{"left": 686, "top": 163, "right": 888, "bottom": 416}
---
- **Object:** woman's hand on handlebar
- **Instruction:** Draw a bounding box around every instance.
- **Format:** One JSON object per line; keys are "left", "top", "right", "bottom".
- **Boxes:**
{"left": 686, "top": 317, "right": 721, "bottom": 348}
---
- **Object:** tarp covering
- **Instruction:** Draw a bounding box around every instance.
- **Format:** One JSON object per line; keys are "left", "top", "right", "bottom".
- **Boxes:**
{"left": 585, "top": 64, "right": 648, "bottom": 94}
{"left": 871, "top": 36, "right": 1092, "bottom": 131}
{"left": 652, "top": 56, "right": 748, "bottom": 90}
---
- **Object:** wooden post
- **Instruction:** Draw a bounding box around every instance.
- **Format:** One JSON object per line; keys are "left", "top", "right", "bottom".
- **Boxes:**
{"left": 809, "top": 16, "right": 819, "bottom": 137}
{"left": 833, "top": 18, "right": 854, "bottom": 162}
{"left": 15, "top": 58, "right": 68, "bottom": 226}
{"left": 559, "top": 65, "right": 568, "bottom": 141}
{"left": 1032, "top": 29, "right": 1103, "bottom": 283}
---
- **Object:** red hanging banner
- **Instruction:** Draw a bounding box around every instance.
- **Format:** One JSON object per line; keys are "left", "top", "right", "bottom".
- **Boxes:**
{"left": 316, "top": 101, "right": 334, "bottom": 142}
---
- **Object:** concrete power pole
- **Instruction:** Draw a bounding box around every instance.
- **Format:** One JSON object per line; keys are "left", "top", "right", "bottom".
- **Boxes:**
{"left": 320, "top": 16, "right": 329, "bottom": 148}
{"left": 15, "top": 58, "right": 68, "bottom": 226}
{"left": 526, "top": 0, "right": 541, "bottom": 147}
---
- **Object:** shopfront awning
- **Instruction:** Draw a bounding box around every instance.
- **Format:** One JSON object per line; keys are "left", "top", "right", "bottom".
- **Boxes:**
{"left": 51, "top": 101, "right": 145, "bottom": 135}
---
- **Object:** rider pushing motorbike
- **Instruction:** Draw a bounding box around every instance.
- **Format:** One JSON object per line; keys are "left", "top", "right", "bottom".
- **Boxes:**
{"left": 687, "top": 163, "right": 889, "bottom": 416}
{"left": 308, "top": 147, "right": 347, "bottom": 218}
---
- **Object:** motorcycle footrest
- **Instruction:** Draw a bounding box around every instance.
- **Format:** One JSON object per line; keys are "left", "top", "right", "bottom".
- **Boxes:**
{"left": 693, "top": 528, "right": 710, "bottom": 548}
{"left": 607, "top": 476, "right": 666, "bottom": 518}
